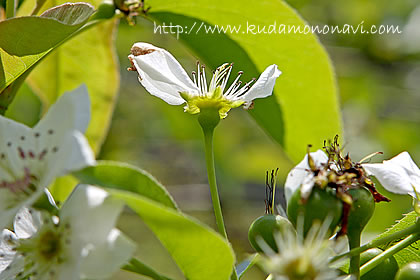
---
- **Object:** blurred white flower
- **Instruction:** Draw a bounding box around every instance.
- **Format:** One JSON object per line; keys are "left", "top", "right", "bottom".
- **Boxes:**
{"left": 362, "top": 151, "right": 420, "bottom": 197}
{"left": 259, "top": 218, "right": 342, "bottom": 280}
{"left": 128, "top": 42, "right": 281, "bottom": 118}
{"left": 0, "top": 86, "right": 95, "bottom": 230}
{"left": 284, "top": 150, "right": 329, "bottom": 202}
{"left": 0, "top": 184, "right": 135, "bottom": 280}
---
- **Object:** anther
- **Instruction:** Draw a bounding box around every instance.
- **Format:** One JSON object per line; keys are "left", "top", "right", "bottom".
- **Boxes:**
{"left": 18, "top": 147, "right": 25, "bottom": 159}
{"left": 39, "top": 149, "right": 47, "bottom": 160}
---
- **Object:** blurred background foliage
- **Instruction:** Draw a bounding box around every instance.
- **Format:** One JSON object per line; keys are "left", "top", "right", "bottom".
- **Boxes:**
{"left": 2, "top": 0, "right": 420, "bottom": 278}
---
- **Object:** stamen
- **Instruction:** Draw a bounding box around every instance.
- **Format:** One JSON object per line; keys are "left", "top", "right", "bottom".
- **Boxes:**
{"left": 201, "top": 65, "right": 208, "bottom": 93}
{"left": 220, "top": 66, "right": 234, "bottom": 91}
{"left": 208, "top": 67, "right": 219, "bottom": 91}
{"left": 231, "top": 78, "right": 256, "bottom": 98}
{"left": 39, "top": 149, "right": 47, "bottom": 160}
{"left": 212, "top": 63, "right": 231, "bottom": 90}
{"left": 225, "top": 71, "right": 243, "bottom": 96}
{"left": 192, "top": 71, "right": 197, "bottom": 87}
{"left": 217, "top": 64, "right": 232, "bottom": 85}
{"left": 196, "top": 62, "right": 202, "bottom": 95}
{"left": 209, "top": 65, "right": 229, "bottom": 92}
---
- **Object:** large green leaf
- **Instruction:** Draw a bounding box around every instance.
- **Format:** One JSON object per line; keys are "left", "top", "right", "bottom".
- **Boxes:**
{"left": 146, "top": 0, "right": 341, "bottom": 162}
{"left": 0, "top": 3, "right": 94, "bottom": 91}
{"left": 74, "top": 160, "right": 177, "bottom": 209}
{"left": 17, "top": 0, "right": 120, "bottom": 200}
{"left": 17, "top": 0, "right": 119, "bottom": 154}
{"left": 111, "top": 189, "right": 236, "bottom": 280}
{"left": 376, "top": 211, "right": 420, "bottom": 267}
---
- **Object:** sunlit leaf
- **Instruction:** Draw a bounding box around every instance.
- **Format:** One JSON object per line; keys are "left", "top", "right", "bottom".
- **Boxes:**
{"left": 74, "top": 160, "right": 177, "bottom": 209}
{"left": 0, "top": 3, "right": 95, "bottom": 91}
{"left": 111, "top": 189, "right": 236, "bottom": 280}
{"left": 15, "top": 0, "right": 120, "bottom": 199}
{"left": 375, "top": 211, "right": 420, "bottom": 266}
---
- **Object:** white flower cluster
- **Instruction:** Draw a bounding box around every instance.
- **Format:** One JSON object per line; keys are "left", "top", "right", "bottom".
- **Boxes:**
{"left": 0, "top": 86, "right": 134, "bottom": 279}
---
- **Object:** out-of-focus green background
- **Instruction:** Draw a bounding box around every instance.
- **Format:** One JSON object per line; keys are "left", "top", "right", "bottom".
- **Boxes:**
{"left": 6, "top": 0, "right": 420, "bottom": 278}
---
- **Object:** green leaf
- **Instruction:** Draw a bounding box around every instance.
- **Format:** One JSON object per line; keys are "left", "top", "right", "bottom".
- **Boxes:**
{"left": 15, "top": 0, "right": 118, "bottom": 155}
{"left": 18, "top": 0, "right": 119, "bottom": 200}
{"left": 375, "top": 211, "right": 420, "bottom": 267}
{"left": 74, "top": 160, "right": 177, "bottom": 209}
{"left": 0, "top": 3, "right": 95, "bottom": 91}
{"left": 123, "top": 258, "right": 174, "bottom": 280}
{"left": 111, "top": 189, "right": 236, "bottom": 280}
{"left": 146, "top": 0, "right": 341, "bottom": 162}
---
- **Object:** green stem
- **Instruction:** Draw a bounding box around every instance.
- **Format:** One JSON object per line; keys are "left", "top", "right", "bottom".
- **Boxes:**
{"left": 202, "top": 128, "right": 227, "bottom": 239}
{"left": 360, "top": 233, "right": 420, "bottom": 276}
{"left": 198, "top": 110, "right": 238, "bottom": 280}
{"left": 331, "top": 222, "right": 420, "bottom": 263}
{"left": 348, "top": 231, "right": 361, "bottom": 280}
{"left": 5, "top": 0, "right": 16, "bottom": 18}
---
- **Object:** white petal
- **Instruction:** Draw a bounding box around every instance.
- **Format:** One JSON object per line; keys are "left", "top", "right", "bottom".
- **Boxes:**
{"left": 384, "top": 152, "right": 420, "bottom": 178}
{"left": 81, "top": 229, "right": 135, "bottom": 279}
{"left": 0, "top": 255, "right": 24, "bottom": 280}
{"left": 39, "top": 131, "right": 95, "bottom": 188}
{"left": 363, "top": 163, "right": 418, "bottom": 196}
{"left": 285, "top": 150, "right": 328, "bottom": 203}
{"left": 300, "top": 174, "right": 316, "bottom": 200}
{"left": 56, "top": 258, "right": 81, "bottom": 280}
{"left": 0, "top": 230, "right": 17, "bottom": 272}
{"left": 0, "top": 115, "right": 32, "bottom": 179}
{"left": 129, "top": 42, "right": 199, "bottom": 105}
{"left": 34, "top": 85, "right": 90, "bottom": 134}
{"left": 0, "top": 188, "right": 44, "bottom": 231}
{"left": 60, "top": 185, "right": 124, "bottom": 246}
{"left": 13, "top": 208, "right": 41, "bottom": 239}
{"left": 240, "top": 64, "right": 281, "bottom": 104}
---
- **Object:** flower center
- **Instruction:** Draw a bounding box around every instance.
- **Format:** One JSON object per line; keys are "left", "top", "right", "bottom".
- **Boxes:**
{"left": 38, "top": 230, "right": 62, "bottom": 260}
{"left": 13, "top": 217, "right": 71, "bottom": 278}
{"left": 191, "top": 63, "right": 255, "bottom": 98}
{"left": 285, "top": 257, "right": 317, "bottom": 280}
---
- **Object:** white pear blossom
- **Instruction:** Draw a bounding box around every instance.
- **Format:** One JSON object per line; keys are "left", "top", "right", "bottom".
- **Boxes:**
{"left": 128, "top": 42, "right": 281, "bottom": 118}
{"left": 362, "top": 151, "right": 420, "bottom": 197}
{"left": 284, "top": 150, "right": 329, "bottom": 202}
{"left": 0, "top": 184, "right": 135, "bottom": 280}
{"left": 259, "top": 218, "right": 343, "bottom": 280}
{"left": 0, "top": 86, "right": 95, "bottom": 229}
